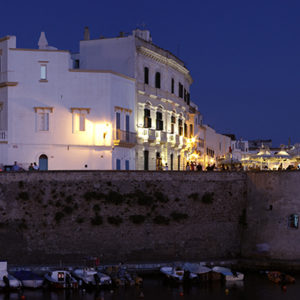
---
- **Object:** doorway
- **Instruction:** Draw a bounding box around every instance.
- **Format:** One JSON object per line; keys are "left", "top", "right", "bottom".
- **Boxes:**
{"left": 39, "top": 154, "right": 48, "bottom": 170}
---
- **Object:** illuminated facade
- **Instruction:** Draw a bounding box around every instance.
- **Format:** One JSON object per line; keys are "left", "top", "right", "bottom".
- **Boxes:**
{"left": 0, "top": 34, "right": 136, "bottom": 170}
{"left": 79, "top": 28, "right": 197, "bottom": 170}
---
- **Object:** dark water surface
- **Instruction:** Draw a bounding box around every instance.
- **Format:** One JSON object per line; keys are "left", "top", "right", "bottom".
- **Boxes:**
{"left": 1, "top": 273, "right": 299, "bottom": 300}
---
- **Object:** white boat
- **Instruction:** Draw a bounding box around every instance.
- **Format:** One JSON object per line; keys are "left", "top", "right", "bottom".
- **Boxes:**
{"left": 44, "top": 270, "right": 78, "bottom": 289}
{"left": 183, "top": 263, "right": 212, "bottom": 281}
{"left": 160, "top": 266, "right": 198, "bottom": 282}
{"left": 0, "top": 261, "right": 21, "bottom": 289}
{"left": 13, "top": 270, "right": 44, "bottom": 288}
{"left": 212, "top": 266, "right": 244, "bottom": 281}
{"left": 73, "top": 268, "right": 112, "bottom": 287}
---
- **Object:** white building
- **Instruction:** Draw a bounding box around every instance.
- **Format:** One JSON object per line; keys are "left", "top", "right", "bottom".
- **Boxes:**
{"left": 77, "top": 28, "right": 196, "bottom": 170}
{"left": 0, "top": 28, "right": 233, "bottom": 171}
{"left": 193, "top": 123, "right": 231, "bottom": 168}
{"left": 0, "top": 34, "right": 136, "bottom": 170}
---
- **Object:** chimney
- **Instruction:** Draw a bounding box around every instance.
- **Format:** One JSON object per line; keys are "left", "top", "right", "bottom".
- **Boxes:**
{"left": 38, "top": 32, "right": 48, "bottom": 49}
{"left": 84, "top": 27, "right": 90, "bottom": 40}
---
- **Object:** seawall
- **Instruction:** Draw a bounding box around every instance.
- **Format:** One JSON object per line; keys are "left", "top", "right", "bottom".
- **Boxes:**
{"left": 0, "top": 171, "right": 247, "bottom": 265}
{"left": 242, "top": 171, "right": 300, "bottom": 261}
{"left": 1, "top": 170, "right": 299, "bottom": 267}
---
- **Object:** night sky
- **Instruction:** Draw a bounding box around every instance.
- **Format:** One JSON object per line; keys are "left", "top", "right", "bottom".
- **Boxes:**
{"left": 1, "top": 0, "right": 299, "bottom": 146}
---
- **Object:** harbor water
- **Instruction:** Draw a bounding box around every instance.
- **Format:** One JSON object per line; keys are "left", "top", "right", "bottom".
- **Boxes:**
{"left": 1, "top": 273, "right": 300, "bottom": 300}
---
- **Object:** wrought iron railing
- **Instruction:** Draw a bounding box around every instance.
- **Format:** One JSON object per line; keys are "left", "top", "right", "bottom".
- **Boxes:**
{"left": 113, "top": 129, "right": 136, "bottom": 145}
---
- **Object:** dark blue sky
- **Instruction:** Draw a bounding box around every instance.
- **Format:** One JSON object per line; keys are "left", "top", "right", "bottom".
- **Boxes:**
{"left": 1, "top": 0, "right": 300, "bottom": 146}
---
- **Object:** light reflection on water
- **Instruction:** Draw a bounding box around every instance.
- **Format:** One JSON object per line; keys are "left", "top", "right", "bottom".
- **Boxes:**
{"left": 0, "top": 273, "right": 300, "bottom": 300}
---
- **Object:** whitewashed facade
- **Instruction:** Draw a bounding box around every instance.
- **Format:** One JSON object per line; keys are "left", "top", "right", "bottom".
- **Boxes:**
{"left": 78, "top": 29, "right": 195, "bottom": 170}
{"left": 0, "top": 34, "right": 136, "bottom": 170}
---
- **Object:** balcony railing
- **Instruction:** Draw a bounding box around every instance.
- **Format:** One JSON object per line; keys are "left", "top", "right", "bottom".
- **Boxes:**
{"left": 113, "top": 129, "right": 136, "bottom": 148}
{"left": 0, "top": 131, "right": 7, "bottom": 142}
{"left": 137, "top": 82, "right": 190, "bottom": 107}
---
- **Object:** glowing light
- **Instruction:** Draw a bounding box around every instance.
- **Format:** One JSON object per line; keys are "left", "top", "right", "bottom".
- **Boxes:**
{"left": 95, "top": 122, "right": 112, "bottom": 146}
{"left": 191, "top": 137, "right": 196, "bottom": 143}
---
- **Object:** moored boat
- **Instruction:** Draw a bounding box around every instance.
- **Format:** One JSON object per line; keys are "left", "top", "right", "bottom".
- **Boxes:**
{"left": 0, "top": 261, "right": 21, "bottom": 290}
{"left": 183, "top": 263, "right": 212, "bottom": 281}
{"left": 44, "top": 270, "right": 78, "bottom": 289}
{"left": 73, "top": 268, "right": 112, "bottom": 288}
{"left": 212, "top": 266, "right": 244, "bottom": 281}
{"left": 160, "top": 266, "right": 198, "bottom": 283}
{"left": 13, "top": 270, "right": 44, "bottom": 288}
{"left": 267, "top": 271, "right": 295, "bottom": 284}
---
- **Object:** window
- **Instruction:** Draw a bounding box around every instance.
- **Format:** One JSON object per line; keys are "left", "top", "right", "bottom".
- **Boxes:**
{"left": 184, "top": 123, "right": 188, "bottom": 138}
{"left": 171, "top": 78, "right": 174, "bottom": 93}
{"left": 0, "top": 102, "right": 3, "bottom": 130}
{"left": 34, "top": 107, "right": 53, "bottom": 132}
{"left": 125, "top": 115, "right": 130, "bottom": 141}
{"left": 178, "top": 119, "right": 183, "bottom": 136}
{"left": 40, "top": 65, "right": 47, "bottom": 80}
{"left": 125, "top": 160, "right": 129, "bottom": 170}
{"left": 156, "top": 111, "right": 163, "bottom": 131}
{"left": 170, "top": 153, "right": 174, "bottom": 171}
{"left": 155, "top": 72, "right": 161, "bottom": 89}
{"left": 74, "top": 59, "right": 80, "bottom": 69}
{"left": 74, "top": 112, "right": 86, "bottom": 132}
{"left": 187, "top": 92, "right": 190, "bottom": 105}
{"left": 189, "top": 124, "right": 193, "bottom": 138}
{"left": 184, "top": 88, "right": 187, "bottom": 102}
{"left": 144, "top": 108, "right": 151, "bottom": 128}
{"left": 116, "top": 159, "right": 121, "bottom": 170}
{"left": 38, "top": 111, "right": 49, "bottom": 131}
{"left": 144, "top": 67, "right": 149, "bottom": 84}
{"left": 207, "top": 148, "right": 215, "bottom": 157}
{"left": 71, "top": 108, "right": 90, "bottom": 133}
{"left": 199, "top": 138, "right": 204, "bottom": 148}
{"left": 171, "top": 115, "right": 176, "bottom": 134}
{"left": 178, "top": 155, "right": 181, "bottom": 170}
{"left": 116, "top": 112, "right": 121, "bottom": 130}
{"left": 178, "top": 82, "right": 183, "bottom": 98}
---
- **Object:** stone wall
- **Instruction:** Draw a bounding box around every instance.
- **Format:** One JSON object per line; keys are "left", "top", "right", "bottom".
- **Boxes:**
{"left": 241, "top": 171, "right": 300, "bottom": 260}
{"left": 0, "top": 171, "right": 247, "bottom": 265}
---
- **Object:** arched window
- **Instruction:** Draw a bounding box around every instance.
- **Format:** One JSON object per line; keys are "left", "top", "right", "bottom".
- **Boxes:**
{"left": 155, "top": 72, "right": 161, "bottom": 89}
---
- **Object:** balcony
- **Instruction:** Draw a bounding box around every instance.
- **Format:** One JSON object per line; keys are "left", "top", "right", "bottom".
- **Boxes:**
{"left": 0, "top": 131, "right": 7, "bottom": 142}
{"left": 137, "top": 82, "right": 189, "bottom": 107}
{"left": 160, "top": 132, "right": 167, "bottom": 143}
{"left": 113, "top": 129, "right": 136, "bottom": 148}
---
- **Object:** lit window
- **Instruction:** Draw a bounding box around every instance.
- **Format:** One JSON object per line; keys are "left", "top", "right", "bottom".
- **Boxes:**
{"left": 144, "top": 108, "right": 151, "bottom": 128}
{"left": 71, "top": 108, "right": 90, "bottom": 133}
{"left": 40, "top": 65, "right": 47, "bottom": 80}
{"left": 34, "top": 107, "right": 53, "bottom": 132}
